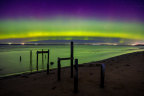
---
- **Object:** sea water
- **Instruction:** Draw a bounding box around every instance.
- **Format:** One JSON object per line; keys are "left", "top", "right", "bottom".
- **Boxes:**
{"left": 0, "top": 44, "right": 144, "bottom": 77}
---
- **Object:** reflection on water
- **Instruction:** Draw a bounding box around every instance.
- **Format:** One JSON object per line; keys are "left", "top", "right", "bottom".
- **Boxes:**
{"left": 0, "top": 44, "right": 143, "bottom": 77}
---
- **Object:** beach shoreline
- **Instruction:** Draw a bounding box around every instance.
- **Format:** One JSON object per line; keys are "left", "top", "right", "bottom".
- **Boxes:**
{"left": 0, "top": 51, "right": 144, "bottom": 96}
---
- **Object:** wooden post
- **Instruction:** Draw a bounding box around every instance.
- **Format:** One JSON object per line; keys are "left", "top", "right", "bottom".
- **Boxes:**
{"left": 20, "top": 56, "right": 22, "bottom": 62}
{"left": 42, "top": 49, "right": 44, "bottom": 69}
{"left": 47, "top": 49, "right": 49, "bottom": 74}
{"left": 100, "top": 64, "right": 105, "bottom": 88}
{"left": 36, "top": 51, "right": 39, "bottom": 71}
{"left": 58, "top": 58, "right": 61, "bottom": 81}
{"left": 74, "top": 59, "right": 78, "bottom": 93}
{"left": 30, "top": 50, "right": 32, "bottom": 72}
{"left": 71, "top": 41, "right": 74, "bottom": 78}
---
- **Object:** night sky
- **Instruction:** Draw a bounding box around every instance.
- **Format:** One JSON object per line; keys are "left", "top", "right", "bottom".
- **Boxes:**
{"left": 0, "top": 0, "right": 144, "bottom": 44}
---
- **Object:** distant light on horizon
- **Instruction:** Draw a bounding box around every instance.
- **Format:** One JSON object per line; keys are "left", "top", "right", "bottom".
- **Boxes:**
{"left": 21, "top": 43, "right": 25, "bottom": 45}
{"left": 34, "top": 43, "right": 38, "bottom": 45}
{"left": 8, "top": 42, "right": 12, "bottom": 45}
{"left": 131, "top": 42, "right": 144, "bottom": 46}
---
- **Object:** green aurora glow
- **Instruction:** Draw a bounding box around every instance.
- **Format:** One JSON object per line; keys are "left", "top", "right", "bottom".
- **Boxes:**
{"left": 0, "top": 19, "right": 144, "bottom": 42}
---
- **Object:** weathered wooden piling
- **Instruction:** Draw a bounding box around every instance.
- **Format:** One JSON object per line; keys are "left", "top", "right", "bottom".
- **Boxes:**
{"left": 57, "top": 57, "right": 71, "bottom": 81}
{"left": 42, "top": 49, "right": 44, "bottom": 69}
{"left": 20, "top": 56, "right": 22, "bottom": 62}
{"left": 36, "top": 49, "right": 49, "bottom": 73}
{"left": 56, "top": 41, "right": 74, "bottom": 80}
{"left": 74, "top": 59, "right": 78, "bottom": 93}
{"left": 71, "top": 41, "right": 74, "bottom": 78}
{"left": 100, "top": 64, "right": 105, "bottom": 88}
{"left": 58, "top": 58, "right": 61, "bottom": 81}
{"left": 30, "top": 50, "right": 32, "bottom": 72}
{"left": 36, "top": 51, "right": 39, "bottom": 71}
{"left": 47, "top": 49, "right": 50, "bottom": 74}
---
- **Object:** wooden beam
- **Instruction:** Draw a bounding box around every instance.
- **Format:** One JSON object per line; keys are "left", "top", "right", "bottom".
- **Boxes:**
{"left": 37, "top": 51, "right": 49, "bottom": 54}
{"left": 59, "top": 57, "right": 71, "bottom": 60}
{"left": 30, "top": 50, "right": 32, "bottom": 72}
{"left": 47, "top": 49, "right": 50, "bottom": 74}
{"left": 100, "top": 64, "right": 105, "bottom": 88}
{"left": 74, "top": 59, "right": 78, "bottom": 93}
{"left": 71, "top": 41, "right": 74, "bottom": 78}
{"left": 42, "top": 49, "right": 44, "bottom": 69}
{"left": 58, "top": 58, "right": 61, "bottom": 81}
{"left": 36, "top": 51, "right": 39, "bottom": 71}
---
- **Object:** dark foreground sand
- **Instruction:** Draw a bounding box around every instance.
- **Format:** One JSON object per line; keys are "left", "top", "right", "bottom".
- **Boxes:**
{"left": 0, "top": 51, "right": 144, "bottom": 96}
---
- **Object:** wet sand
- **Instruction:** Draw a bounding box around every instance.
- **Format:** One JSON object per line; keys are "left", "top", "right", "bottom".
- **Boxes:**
{"left": 0, "top": 51, "right": 144, "bottom": 96}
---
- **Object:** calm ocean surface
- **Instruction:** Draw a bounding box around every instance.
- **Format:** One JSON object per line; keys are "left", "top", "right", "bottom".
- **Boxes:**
{"left": 0, "top": 44, "right": 144, "bottom": 77}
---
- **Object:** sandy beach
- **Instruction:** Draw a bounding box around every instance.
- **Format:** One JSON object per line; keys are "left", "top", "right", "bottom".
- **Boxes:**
{"left": 0, "top": 51, "right": 144, "bottom": 96}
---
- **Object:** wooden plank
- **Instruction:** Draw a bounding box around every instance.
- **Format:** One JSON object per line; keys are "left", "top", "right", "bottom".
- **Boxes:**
{"left": 37, "top": 51, "right": 49, "bottom": 53}
{"left": 59, "top": 57, "right": 71, "bottom": 60}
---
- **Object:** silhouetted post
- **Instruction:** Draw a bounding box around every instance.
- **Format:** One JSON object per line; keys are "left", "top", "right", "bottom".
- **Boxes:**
{"left": 47, "top": 49, "right": 49, "bottom": 74}
{"left": 42, "top": 49, "right": 44, "bottom": 69}
{"left": 20, "top": 56, "right": 22, "bottom": 62}
{"left": 74, "top": 59, "right": 78, "bottom": 93}
{"left": 36, "top": 51, "right": 39, "bottom": 71}
{"left": 30, "top": 50, "right": 32, "bottom": 72}
{"left": 100, "top": 64, "right": 105, "bottom": 88}
{"left": 58, "top": 58, "right": 61, "bottom": 81}
{"left": 71, "top": 41, "right": 74, "bottom": 78}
